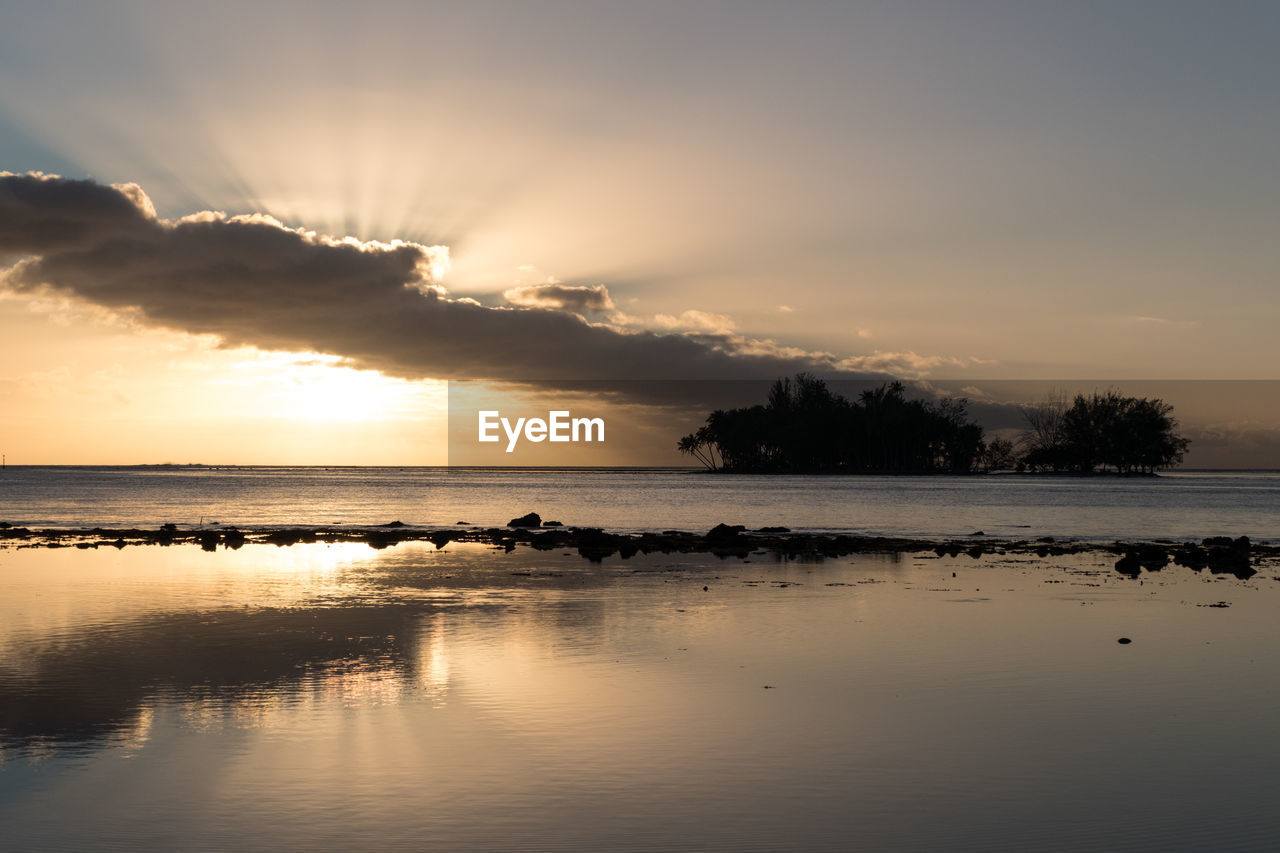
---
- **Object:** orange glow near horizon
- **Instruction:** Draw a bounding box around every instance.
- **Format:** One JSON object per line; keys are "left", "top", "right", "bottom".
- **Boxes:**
{"left": 0, "top": 292, "right": 449, "bottom": 464}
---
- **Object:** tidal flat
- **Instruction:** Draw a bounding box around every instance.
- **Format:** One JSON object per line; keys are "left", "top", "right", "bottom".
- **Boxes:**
{"left": 2, "top": 539, "right": 1279, "bottom": 851}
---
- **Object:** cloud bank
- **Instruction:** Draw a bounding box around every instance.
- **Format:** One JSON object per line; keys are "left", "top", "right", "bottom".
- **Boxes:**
{"left": 1, "top": 173, "right": 896, "bottom": 387}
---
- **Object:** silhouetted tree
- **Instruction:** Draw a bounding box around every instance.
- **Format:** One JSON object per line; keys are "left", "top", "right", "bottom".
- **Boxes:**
{"left": 1017, "top": 389, "right": 1188, "bottom": 474}
{"left": 678, "top": 376, "right": 986, "bottom": 474}
{"left": 1018, "top": 390, "right": 1071, "bottom": 471}
{"left": 981, "top": 437, "right": 1017, "bottom": 472}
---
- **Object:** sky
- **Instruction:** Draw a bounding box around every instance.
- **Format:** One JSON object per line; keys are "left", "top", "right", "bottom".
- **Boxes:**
{"left": 1, "top": 0, "right": 1278, "bottom": 464}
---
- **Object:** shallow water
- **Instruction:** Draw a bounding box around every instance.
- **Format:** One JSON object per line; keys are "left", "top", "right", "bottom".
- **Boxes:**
{"left": 1, "top": 466, "right": 1278, "bottom": 541}
{"left": 2, "top": 541, "right": 1278, "bottom": 850}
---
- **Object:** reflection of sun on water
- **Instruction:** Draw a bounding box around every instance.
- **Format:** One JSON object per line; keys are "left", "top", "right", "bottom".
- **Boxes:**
{"left": 418, "top": 612, "right": 451, "bottom": 705}
{"left": 254, "top": 541, "right": 375, "bottom": 573}
{"left": 106, "top": 702, "right": 155, "bottom": 756}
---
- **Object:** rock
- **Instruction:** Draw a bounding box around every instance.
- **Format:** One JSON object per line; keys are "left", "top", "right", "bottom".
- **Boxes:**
{"left": 198, "top": 530, "right": 220, "bottom": 552}
{"left": 828, "top": 535, "right": 862, "bottom": 556}
{"left": 222, "top": 528, "right": 246, "bottom": 549}
{"left": 508, "top": 512, "right": 542, "bottom": 528}
{"left": 576, "top": 528, "right": 619, "bottom": 561}
{"left": 756, "top": 526, "right": 791, "bottom": 533}
{"left": 263, "top": 528, "right": 318, "bottom": 547}
{"left": 527, "top": 530, "right": 567, "bottom": 550}
{"left": 1115, "top": 545, "right": 1167, "bottom": 575}
{"left": 543, "top": 520, "right": 564, "bottom": 527}
{"left": 367, "top": 529, "right": 406, "bottom": 549}
{"left": 1135, "top": 544, "right": 1169, "bottom": 570}
{"left": 706, "top": 523, "right": 750, "bottom": 557}
{"left": 706, "top": 523, "right": 746, "bottom": 542}
{"left": 1204, "top": 536, "right": 1253, "bottom": 578}
{"left": 1114, "top": 553, "right": 1142, "bottom": 576}
{"left": 1117, "top": 637, "right": 1132, "bottom": 644}
{"left": 1173, "top": 543, "right": 1208, "bottom": 570}
{"left": 381, "top": 520, "right": 406, "bottom": 528}
{"left": 969, "top": 530, "right": 985, "bottom": 537}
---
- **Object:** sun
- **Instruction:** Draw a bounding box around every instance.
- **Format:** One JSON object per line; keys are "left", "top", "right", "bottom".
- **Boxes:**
{"left": 261, "top": 354, "right": 445, "bottom": 423}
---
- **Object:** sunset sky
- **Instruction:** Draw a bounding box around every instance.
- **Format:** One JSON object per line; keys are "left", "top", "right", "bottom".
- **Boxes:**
{"left": 2, "top": 1, "right": 1278, "bottom": 464}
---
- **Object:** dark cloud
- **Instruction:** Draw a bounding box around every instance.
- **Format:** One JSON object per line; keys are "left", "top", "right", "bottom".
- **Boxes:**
{"left": 503, "top": 282, "right": 616, "bottom": 314}
{"left": 1, "top": 173, "right": 882, "bottom": 386}
{"left": 0, "top": 173, "right": 155, "bottom": 254}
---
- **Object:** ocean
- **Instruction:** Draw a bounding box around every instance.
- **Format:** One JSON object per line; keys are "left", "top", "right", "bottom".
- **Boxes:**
{"left": 2, "top": 467, "right": 1279, "bottom": 850}
{"left": 1, "top": 466, "right": 1278, "bottom": 542}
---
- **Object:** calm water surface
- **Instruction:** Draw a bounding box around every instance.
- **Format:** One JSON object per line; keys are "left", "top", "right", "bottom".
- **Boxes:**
{"left": 1, "top": 466, "right": 1278, "bottom": 541}
{"left": 2, "top": 540, "right": 1278, "bottom": 851}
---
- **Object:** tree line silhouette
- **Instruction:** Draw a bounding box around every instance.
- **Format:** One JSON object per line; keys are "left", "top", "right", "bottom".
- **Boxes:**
{"left": 677, "top": 376, "right": 1189, "bottom": 475}
{"left": 677, "top": 375, "right": 983, "bottom": 474}
{"left": 1016, "top": 389, "right": 1189, "bottom": 474}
